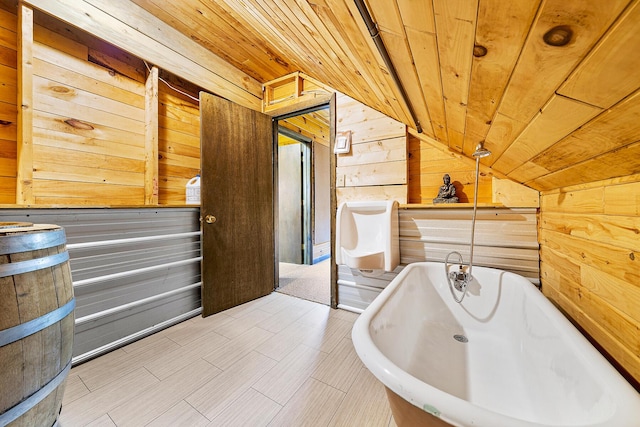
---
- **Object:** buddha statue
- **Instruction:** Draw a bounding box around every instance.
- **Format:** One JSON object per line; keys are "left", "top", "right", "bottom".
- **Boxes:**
{"left": 433, "top": 174, "right": 459, "bottom": 204}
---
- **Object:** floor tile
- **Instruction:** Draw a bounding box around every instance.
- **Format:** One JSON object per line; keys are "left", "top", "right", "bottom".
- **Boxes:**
{"left": 213, "top": 308, "right": 273, "bottom": 339}
{"left": 255, "top": 320, "right": 319, "bottom": 361}
{"left": 144, "top": 330, "right": 228, "bottom": 380}
{"left": 146, "top": 400, "right": 210, "bottom": 427}
{"left": 163, "top": 312, "right": 233, "bottom": 346}
{"left": 253, "top": 344, "right": 327, "bottom": 405}
{"left": 203, "top": 326, "right": 274, "bottom": 370}
{"left": 207, "top": 388, "right": 281, "bottom": 427}
{"left": 62, "top": 373, "right": 90, "bottom": 406}
{"left": 186, "top": 351, "right": 277, "bottom": 420}
{"left": 108, "top": 359, "right": 221, "bottom": 426}
{"left": 59, "top": 367, "right": 159, "bottom": 426}
{"left": 301, "top": 316, "right": 353, "bottom": 354}
{"left": 311, "top": 337, "right": 363, "bottom": 392}
{"left": 258, "top": 301, "right": 315, "bottom": 333}
{"left": 267, "top": 378, "right": 345, "bottom": 426}
{"left": 328, "top": 367, "right": 393, "bottom": 427}
{"left": 75, "top": 336, "right": 179, "bottom": 391}
{"left": 84, "top": 414, "right": 116, "bottom": 427}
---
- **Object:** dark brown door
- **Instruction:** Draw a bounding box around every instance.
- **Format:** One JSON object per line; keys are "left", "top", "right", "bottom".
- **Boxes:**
{"left": 200, "top": 93, "right": 275, "bottom": 316}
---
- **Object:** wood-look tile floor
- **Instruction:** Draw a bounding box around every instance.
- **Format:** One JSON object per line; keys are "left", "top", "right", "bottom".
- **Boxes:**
{"left": 60, "top": 292, "right": 397, "bottom": 427}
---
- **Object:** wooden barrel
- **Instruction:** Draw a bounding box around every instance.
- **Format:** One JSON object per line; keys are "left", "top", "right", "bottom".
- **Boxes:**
{"left": 0, "top": 223, "right": 75, "bottom": 427}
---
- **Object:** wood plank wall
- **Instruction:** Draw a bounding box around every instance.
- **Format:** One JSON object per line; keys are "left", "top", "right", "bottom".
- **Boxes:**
{"left": 158, "top": 89, "right": 200, "bottom": 204}
{"left": 32, "top": 24, "right": 146, "bottom": 205}
{"left": 336, "top": 93, "right": 407, "bottom": 204}
{"left": 408, "top": 132, "right": 493, "bottom": 204}
{"left": 0, "top": 6, "right": 17, "bottom": 204}
{"left": 0, "top": 6, "right": 201, "bottom": 206}
{"left": 539, "top": 174, "right": 640, "bottom": 385}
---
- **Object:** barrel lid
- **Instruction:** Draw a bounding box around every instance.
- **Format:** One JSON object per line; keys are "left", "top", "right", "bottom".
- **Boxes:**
{"left": 0, "top": 222, "right": 33, "bottom": 229}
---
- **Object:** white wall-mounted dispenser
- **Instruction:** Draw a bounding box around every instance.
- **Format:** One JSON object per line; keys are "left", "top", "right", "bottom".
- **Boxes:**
{"left": 336, "top": 200, "right": 399, "bottom": 277}
{"left": 186, "top": 175, "right": 200, "bottom": 205}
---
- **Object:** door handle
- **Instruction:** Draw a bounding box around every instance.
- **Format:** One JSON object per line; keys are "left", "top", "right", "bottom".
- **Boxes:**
{"left": 204, "top": 215, "right": 217, "bottom": 224}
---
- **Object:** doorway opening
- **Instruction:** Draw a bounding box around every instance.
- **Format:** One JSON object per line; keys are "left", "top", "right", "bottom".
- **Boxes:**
{"left": 274, "top": 104, "right": 331, "bottom": 305}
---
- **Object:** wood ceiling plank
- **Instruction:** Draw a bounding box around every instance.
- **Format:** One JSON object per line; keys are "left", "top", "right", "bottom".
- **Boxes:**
{"left": 482, "top": 113, "right": 527, "bottom": 168}
{"left": 377, "top": 29, "right": 433, "bottom": 135}
{"left": 292, "top": 0, "right": 400, "bottom": 118}
{"left": 277, "top": 0, "right": 367, "bottom": 100}
{"left": 505, "top": 160, "right": 551, "bottom": 185}
{"left": 558, "top": 0, "right": 640, "bottom": 109}
{"left": 432, "top": 0, "right": 478, "bottom": 151}
{"left": 463, "top": 0, "right": 541, "bottom": 157}
{"left": 312, "top": 0, "right": 407, "bottom": 121}
{"left": 131, "top": 0, "right": 292, "bottom": 82}
{"left": 256, "top": 0, "right": 339, "bottom": 77}
{"left": 321, "top": 0, "right": 413, "bottom": 123}
{"left": 496, "top": 0, "right": 630, "bottom": 124}
{"left": 528, "top": 140, "right": 640, "bottom": 191}
{"left": 367, "top": 0, "right": 404, "bottom": 36}
{"left": 529, "top": 90, "right": 640, "bottom": 175}
{"left": 279, "top": 121, "right": 328, "bottom": 146}
{"left": 281, "top": 114, "right": 329, "bottom": 144}
{"left": 397, "top": 0, "right": 436, "bottom": 34}
{"left": 209, "top": 0, "right": 307, "bottom": 78}
{"left": 405, "top": 27, "right": 446, "bottom": 142}
{"left": 369, "top": 0, "right": 435, "bottom": 133}
{"left": 495, "top": 95, "right": 602, "bottom": 175}
{"left": 246, "top": 0, "right": 363, "bottom": 105}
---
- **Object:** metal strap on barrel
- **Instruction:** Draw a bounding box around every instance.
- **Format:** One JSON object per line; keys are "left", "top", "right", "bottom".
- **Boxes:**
{"left": 0, "top": 228, "right": 67, "bottom": 255}
{"left": 0, "top": 360, "right": 71, "bottom": 426}
{"left": 0, "top": 251, "right": 69, "bottom": 278}
{"left": 0, "top": 298, "right": 75, "bottom": 347}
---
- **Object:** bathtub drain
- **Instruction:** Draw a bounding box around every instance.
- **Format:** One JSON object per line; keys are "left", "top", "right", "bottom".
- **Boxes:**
{"left": 453, "top": 334, "right": 468, "bottom": 343}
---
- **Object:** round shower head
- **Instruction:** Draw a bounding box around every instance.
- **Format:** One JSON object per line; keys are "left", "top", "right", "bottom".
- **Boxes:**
{"left": 472, "top": 143, "right": 492, "bottom": 158}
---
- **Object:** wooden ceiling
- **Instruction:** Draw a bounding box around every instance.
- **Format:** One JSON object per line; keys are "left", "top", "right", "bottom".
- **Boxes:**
{"left": 38, "top": 0, "right": 640, "bottom": 192}
{"left": 279, "top": 108, "right": 330, "bottom": 147}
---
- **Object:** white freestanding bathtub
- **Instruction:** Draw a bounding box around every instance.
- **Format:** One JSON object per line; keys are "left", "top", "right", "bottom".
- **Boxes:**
{"left": 352, "top": 262, "right": 640, "bottom": 427}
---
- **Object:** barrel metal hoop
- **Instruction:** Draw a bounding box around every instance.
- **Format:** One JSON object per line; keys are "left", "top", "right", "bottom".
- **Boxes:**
{"left": 0, "top": 360, "right": 71, "bottom": 425}
{"left": 0, "top": 228, "right": 67, "bottom": 255}
{"left": 0, "top": 298, "right": 75, "bottom": 347}
{"left": 0, "top": 251, "right": 70, "bottom": 278}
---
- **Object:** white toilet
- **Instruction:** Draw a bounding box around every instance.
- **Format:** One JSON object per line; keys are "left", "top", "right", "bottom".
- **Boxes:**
{"left": 335, "top": 200, "right": 399, "bottom": 277}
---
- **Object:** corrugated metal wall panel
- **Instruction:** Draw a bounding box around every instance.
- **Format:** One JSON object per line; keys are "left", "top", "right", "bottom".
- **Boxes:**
{"left": 338, "top": 207, "right": 539, "bottom": 311}
{"left": 337, "top": 265, "right": 400, "bottom": 312}
{"left": 0, "top": 208, "right": 201, "bottom": 364}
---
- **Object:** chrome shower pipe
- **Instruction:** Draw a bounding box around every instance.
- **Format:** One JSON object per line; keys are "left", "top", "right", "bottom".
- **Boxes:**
{"left": 468, "top": 143, "right": 491, "bottom": 277}
{"left": 468, "top": 156, "right": 481, "bottom": 277}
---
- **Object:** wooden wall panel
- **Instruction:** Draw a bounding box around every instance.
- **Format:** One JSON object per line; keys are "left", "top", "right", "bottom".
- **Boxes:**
{"left": 0, "top": 6, "right": 16, "bottom": 203}
{"left": 158, "top": 89, "right": 201, "bottom": 204}
{"left": 408, "top": 133, "right": 493, "bottom": 204}
{"left": 336, "top": 93, "right": 407, "bottom": 204}
{"left": 32, "top": 32, "right": 146, "bottom": 205}
{"left": 540, "top": 175, "right": 640, "bottom": 385}
{"left": 0, "top": 4, "right": 202, "bottom": 207}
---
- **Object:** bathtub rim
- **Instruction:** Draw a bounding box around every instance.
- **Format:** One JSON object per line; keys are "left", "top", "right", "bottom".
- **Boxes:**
{"left": 351, "top": 261, "right": 640, "bottom": 427}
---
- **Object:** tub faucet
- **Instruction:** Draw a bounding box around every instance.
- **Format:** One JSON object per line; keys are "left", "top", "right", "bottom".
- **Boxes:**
{"left": 449, "top": 265, "right": 471, "bottom": 292}
{"left": 445, "top": 251, "right": 473, "bottom": 303}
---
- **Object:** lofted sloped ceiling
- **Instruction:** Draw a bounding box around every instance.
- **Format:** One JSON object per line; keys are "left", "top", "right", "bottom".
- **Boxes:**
{"left": 130, "top": 1, "right": 639, "bottom": 192}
